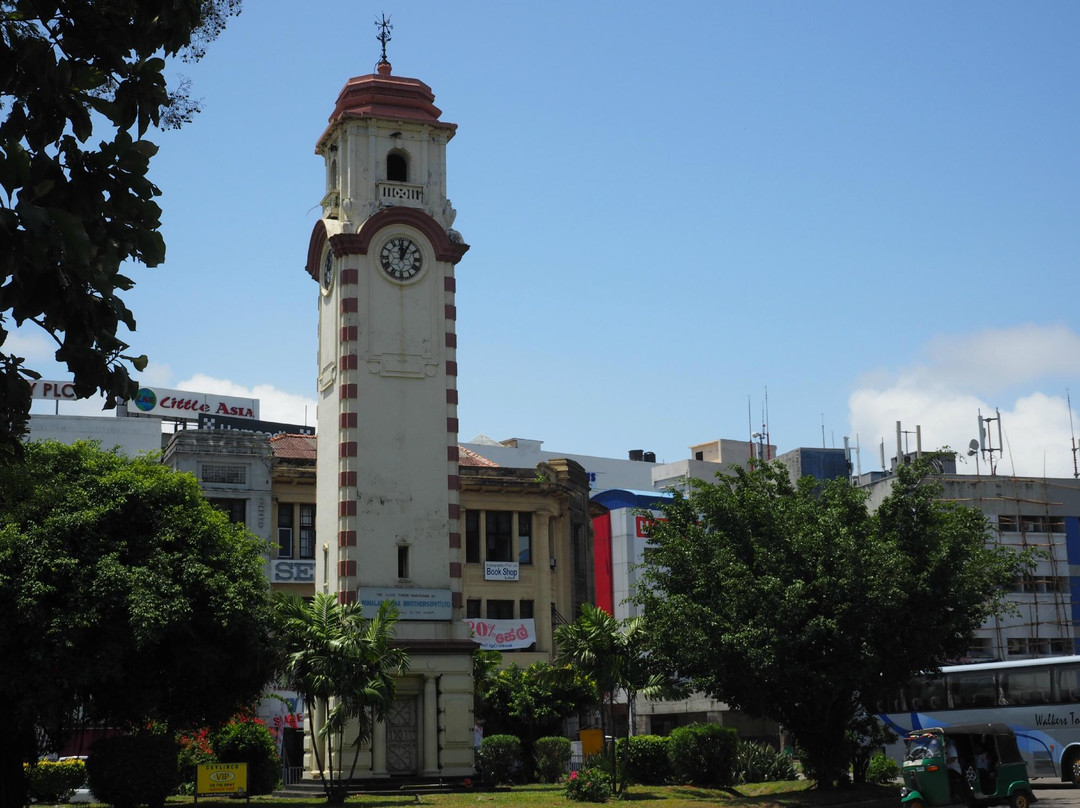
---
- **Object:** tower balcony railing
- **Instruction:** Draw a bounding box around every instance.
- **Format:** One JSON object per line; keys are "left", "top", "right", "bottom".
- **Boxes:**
{"left": 377, "top": 181, "right": 424, "bottom": 208}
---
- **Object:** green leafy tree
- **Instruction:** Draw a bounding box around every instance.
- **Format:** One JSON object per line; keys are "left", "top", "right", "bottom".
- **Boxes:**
{"left": 0, "top": 0, "right": 241, "bottom": 453}
{"left": 475, "top": 661, "right": 595, "bottom": 777}
{"left": 275, "top": 592, "right": 408, "bottom": 804}
{"left": 636, "top": 457, "right": 1023, "bottom": 789}
{"left": 0, "top": 440, "right": 276, "bottom": 808}
{"left": 555, "top": 604, "right": 677, "bottom": 794}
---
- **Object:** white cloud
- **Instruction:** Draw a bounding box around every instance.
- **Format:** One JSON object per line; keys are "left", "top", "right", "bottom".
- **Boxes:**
{"left": 849, "top": 325, "right": 1079, "bottom": 478}
{"left": 4, "top": 328, "right": 55, "bottom": 364}
{"left": 175, "top": 374, "right": 317, "bottom": 428}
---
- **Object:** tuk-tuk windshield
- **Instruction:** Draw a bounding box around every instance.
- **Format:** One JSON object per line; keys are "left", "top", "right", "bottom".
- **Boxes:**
{"left": 904, "top": 733, "right": 943, "bottom": 762}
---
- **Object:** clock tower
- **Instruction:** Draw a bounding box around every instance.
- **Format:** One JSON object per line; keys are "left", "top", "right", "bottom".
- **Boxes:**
{"left": 304, "top": 49, "right": 474, "bottom": 778}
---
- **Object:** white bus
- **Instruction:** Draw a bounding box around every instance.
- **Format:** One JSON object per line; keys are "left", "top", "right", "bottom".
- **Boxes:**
{"left": 876, "top": 656, "right": 1080, "bottom": 782}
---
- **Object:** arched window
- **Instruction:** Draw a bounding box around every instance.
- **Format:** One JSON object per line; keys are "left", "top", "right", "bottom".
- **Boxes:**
{"left": 386, "top": 151, "right": 408, "bottom": 182}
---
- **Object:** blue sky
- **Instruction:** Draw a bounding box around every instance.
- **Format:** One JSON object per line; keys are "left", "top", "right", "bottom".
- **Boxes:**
{"left": 19, "top": 1, "right": 1080, "bottom": 476}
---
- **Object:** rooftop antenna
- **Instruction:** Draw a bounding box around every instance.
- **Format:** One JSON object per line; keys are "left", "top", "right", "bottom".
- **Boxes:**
{"left": 843, "top": 435, "right": 862, "bottom": 479}
{"left": 879, "top": 438, "right": 886, "bottom": 472}
{"left": 764, "top": 385, "right": 771, "bottom": 460}
{"left": 821, "top": 413, "right": 826, "bottom": 449}
{"left": 375, "top": 12, "right": 393, "bottom": 64}
{"left": 977, "top": 407, "right": 1003, "bottom": 476}
{"left": 747, "top": 395, "right": 755, "bottom": 464}
{"left": 1069, "top": 389, "right": 1079, "bottom": 479}
{"left": 966, "top": 438, "right": 981, "bottom": 476}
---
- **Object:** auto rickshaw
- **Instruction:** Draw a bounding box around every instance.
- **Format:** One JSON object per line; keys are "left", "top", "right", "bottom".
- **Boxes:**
{"left": 900, "top": 723, "right": 1035, "bottom": 808}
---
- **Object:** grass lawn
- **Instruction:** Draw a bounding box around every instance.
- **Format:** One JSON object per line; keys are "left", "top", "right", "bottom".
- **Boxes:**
{"left": 174, "top": 781, "right": 900, "bottom": 808}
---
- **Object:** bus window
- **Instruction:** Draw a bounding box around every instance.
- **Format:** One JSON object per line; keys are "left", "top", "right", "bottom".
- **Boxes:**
{"left": 1054, "top": 664, "right": 1080, "bottom": 702}
{"left": 906, "top": 676, "right": 948, "bottom": 711}
{"left": 1000, "top": 668, "right": 1053, "bottom": 705}
{"left": 948, "top": 672, "right": 997, "bottom": 708}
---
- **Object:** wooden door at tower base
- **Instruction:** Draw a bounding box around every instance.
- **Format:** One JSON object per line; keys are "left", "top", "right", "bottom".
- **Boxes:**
{"left": 386, "top": 696, "right": 419, "bottom": 774}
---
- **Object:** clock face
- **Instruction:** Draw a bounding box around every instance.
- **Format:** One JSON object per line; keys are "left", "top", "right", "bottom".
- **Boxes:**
{"left": 379, "top": 236, "right": 423, "bottom": 281}
{"left": 321, "top": 250, "right": 333, "bottom": 292}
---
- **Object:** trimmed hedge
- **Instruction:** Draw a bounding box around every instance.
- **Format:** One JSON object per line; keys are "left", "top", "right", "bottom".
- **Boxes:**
{"left": 87, "top": 734, "right": 179, "bottom": 808}
{"left": 617, "top": 735, "right": 671, "bottom": 785}
{"left": 25, "top": 759, "right": 87, "bottom": 802}
{"left": 667, "top": 723, "right": 737, "bottom": 787}
{"left": 477, "top": 734, "right": 522, "bottom": 785}
{"left": 534, "top": 736, "right": 571, "bottom": 783}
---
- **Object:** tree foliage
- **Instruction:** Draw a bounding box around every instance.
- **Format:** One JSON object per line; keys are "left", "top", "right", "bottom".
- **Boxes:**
{"left": 275, "top": 592, "right": 409, "bottom": 804}
{"left": 636, "top": 457, "right": 1023, "bottom": 789}
{"left": 475, "top": 661, "right": 594, "bottom": 768}
{"left": 0, "top": 439, "right": 276, "bottom": 808}
{"left": 0, "top": 0, "right": 241, "bottom": 452}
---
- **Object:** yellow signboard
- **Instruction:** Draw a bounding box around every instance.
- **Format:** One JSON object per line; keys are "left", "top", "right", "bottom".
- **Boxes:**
{"left": 196, "top": 763, "right": 248, "bottom": 796}
{"left": 579, "top": 728, "right": 603, "bottom": 757}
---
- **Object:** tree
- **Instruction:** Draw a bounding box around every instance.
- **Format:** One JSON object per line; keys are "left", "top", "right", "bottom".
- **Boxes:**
{"left": 0, "top": 0, "right": 241, "bottom": 453}
{"left": 275, "top": 592, "right": 409, "bottom": 804}
{"left": 475, "top": 661, "right": 595, "bottom": 776}
{"left": 555, "top": 603, "right": 676, "bottom": 793}
{"left": 0, "top": 440, "right": 277, "bottom": 808}
{"left": 635, "top": 457, "right": 1023, "bottom": 789}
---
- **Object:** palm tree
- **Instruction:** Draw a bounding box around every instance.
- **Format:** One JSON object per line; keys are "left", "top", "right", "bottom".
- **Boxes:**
{"left": 555, "top": 604, "right": 674, "bottom": 793}
{"left": 274, "top": 593, "right": 408, "bottom": 803}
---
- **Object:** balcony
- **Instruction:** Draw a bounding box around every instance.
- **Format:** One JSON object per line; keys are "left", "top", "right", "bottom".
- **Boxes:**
{"left": 377, "top": 181, "right": 424, "bottom": 208}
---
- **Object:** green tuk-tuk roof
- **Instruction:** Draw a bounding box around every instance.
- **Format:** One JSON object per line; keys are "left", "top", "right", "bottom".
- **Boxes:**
{"left": 919, "top": 724, "right": 1023, "bottom": 765}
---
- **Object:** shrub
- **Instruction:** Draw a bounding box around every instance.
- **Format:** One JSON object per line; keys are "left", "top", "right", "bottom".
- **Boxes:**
{"left": 735, "top": 740, "right": 796, "bottom": 783}
{"left": 564, "top": 767, "right": 611, "bottom": 803}
{"left": 535, "top": 736, "right": 572, "bottom": 783}
{"left": 865, "top": 752, "right": 900, "bottom": 783}
{"left": 176, "top": 727, "right": 216, "bottom": 791}
{"left": 211, "top": 717, "right": 281, "bottom": 795}
{"left": 477, "top": 734, "right": 522, "bottom": 785}
{"left": 25, "top": 759, "right": 87, "bottom": 802}
{"left": 667, "top": 723, "right": 737, "bottom": 787}
{"left": 87, "top": 734, "right": 179, "bottom": 808}
{"left": 617, "top": 735, "right": 671, "bottom": 785}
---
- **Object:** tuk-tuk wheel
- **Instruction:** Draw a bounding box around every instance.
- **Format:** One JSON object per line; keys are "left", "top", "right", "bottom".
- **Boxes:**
{"left": 1009, "top": 791, "right": 1031, "bottom": 808}
{"left": 905, "top": 800, "right": 925, "bottom": 808}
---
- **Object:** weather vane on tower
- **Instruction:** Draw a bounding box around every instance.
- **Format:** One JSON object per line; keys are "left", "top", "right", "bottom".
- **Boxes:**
{"left": 376, "top": 13, "right": 393, "bottom": 64}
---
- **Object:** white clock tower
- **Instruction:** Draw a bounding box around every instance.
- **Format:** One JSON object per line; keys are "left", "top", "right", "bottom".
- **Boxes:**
{"left": 303, "top": 48, "right": 474, "bottom": 778}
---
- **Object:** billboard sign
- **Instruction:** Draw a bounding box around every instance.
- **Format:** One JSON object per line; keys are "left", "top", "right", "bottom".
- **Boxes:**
{"left": 199, "top": 413, "right": 314, "bottom": 437}
{"left": 28, "top": 380, "right": 80, "bottom": 401}
{"left": 130, "top": 386, "right": 258, "bottom": 422}
{"left": 483, "top": 561, "right": 519, "bottom": 581}
{"left": 358, "top": 588, "right": 453, "bottom": 621}
{"left": 466, "top": 618, "right": 536, "bottom": 650}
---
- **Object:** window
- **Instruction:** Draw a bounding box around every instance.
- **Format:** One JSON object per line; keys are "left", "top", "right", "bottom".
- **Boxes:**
{"left": 278, "top": 504, "right": 294, "bottom": 558}
{"left": 201, "top": 464, "right": 247, "bottom": 484}
{"left": 386, "top": 151, "right": 408, "bottom": 182}
{"left": 465, "top": 511, "right": 480, "bottom": 563}
{"left": 278, "top": 504, "right": 316, "bottom": 559}
{"left": 999, "top": 514, "right": 1066, "bottom": 534}
{"left": 518, "top": 513, "right": 532, "bottom": 564}
{"left": 209, "top": 498, "right": 246, "bottom": 524}
{"left": 397, "top": 545, "right": 410, "bottom": 580}
{"left": 466, "top": 599, "right": 481, "bottom": 619}
{"left": 486, "top": 511, "right": 513, "bottom": 562}
{"left": 948, "top": 672, "right": 996, "bottom": 708}
{"left": 1001, "top": 666, "right": 1052, "bottom": 703}
{"left": 298, "top": 504, "right": 315, "bottom": 559}
{"left": 486, "top": 599, "right": 514, "bottom": 620}
{"left": 519, "top": 599, "right": 534, "bottom": 620}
